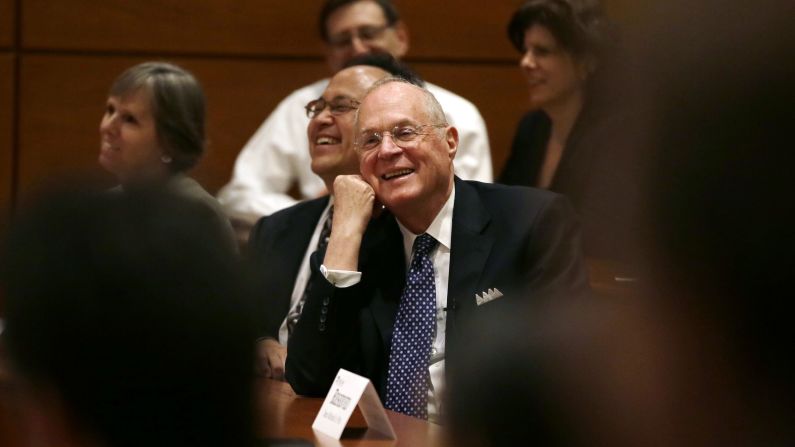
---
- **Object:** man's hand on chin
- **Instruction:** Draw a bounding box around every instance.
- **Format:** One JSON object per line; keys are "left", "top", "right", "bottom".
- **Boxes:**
{"left": 323, "top": 175, "right": 374, "bottom": 271}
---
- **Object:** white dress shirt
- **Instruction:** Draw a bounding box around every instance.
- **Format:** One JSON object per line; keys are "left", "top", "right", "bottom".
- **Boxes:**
{"left": 321, "top": 188, "right": 456, "bottom": 423}
{"left": 217, "top": 79, "right": 492, "bottom": 223}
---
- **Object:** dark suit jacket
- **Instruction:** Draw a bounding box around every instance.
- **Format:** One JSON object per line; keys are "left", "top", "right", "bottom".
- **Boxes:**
{"left": 248, "top": 196, "right": 331, "bottom": 339}
{"left": 286, "top": 178, "right": 589, "bottom": 398}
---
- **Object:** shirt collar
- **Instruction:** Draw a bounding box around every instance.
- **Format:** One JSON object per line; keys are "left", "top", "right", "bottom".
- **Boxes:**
{"left": 397, "top": 186, "right": 455, "bottom": 261}
{"left": 320, "top": 194, "right": 334, "bottom": 215}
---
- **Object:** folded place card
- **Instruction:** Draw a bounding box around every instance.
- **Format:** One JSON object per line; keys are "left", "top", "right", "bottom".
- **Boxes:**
{"left": 312, "top": 368, "right": 396, "bottom": 440}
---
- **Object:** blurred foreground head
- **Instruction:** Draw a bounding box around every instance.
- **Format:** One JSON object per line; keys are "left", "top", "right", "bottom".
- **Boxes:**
{"left": 638, "top": 0, "right": 794, "bottom": 428}
{"left": 447, "top": 0, "right": 794, "bottom": 445}
{"left": 446, "top": 298, "right": 675, "bottom": 447}
{"left": 1, "top": 185, "right": 256, "bottom": 447}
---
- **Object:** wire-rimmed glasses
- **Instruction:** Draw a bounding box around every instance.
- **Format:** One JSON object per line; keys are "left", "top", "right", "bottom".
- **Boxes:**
{"left": 355, "top": 124, "right": 447, "bottom": 152}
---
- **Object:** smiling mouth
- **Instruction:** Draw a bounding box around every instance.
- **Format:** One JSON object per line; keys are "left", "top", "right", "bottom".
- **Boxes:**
{"left": 382, "top": 168, "right": 414, "bottom": 180}
{"left": 316, "top": 136, "right": 341, "bottom": 145}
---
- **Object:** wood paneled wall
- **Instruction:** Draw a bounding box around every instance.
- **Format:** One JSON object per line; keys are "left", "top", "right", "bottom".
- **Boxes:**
{"left": 0, "top": 54, "right": 12, "bottom": 214}
{"left": 20, "top": 0, "right": 521, "bottom": 59}
{"left": 1, "top": 0, "right": 14, "bottom": 214}
{"left": 5, "top": 0, "right": 629, "bottom": 208}
{"left": 0, "top": 0, "right": 13, "bottom": 48}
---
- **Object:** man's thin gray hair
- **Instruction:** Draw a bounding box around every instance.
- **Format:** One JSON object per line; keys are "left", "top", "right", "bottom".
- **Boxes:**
{"left": 354, "top": 76, "right": 448, "bottom": 131}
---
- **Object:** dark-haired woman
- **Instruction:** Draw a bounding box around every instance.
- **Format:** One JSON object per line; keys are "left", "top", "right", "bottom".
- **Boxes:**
{"left": 500, "top": 0, "right": 641, "bottom": 262}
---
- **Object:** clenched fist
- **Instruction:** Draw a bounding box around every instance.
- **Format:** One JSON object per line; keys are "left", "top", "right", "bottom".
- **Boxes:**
{"left": 323, "top": 175, "right": 375, "bottom": 271}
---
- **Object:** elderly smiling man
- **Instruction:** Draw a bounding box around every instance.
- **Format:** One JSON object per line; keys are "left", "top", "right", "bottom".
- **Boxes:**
{"left": 285, "top": 78, "right": 589, "bottom": 422}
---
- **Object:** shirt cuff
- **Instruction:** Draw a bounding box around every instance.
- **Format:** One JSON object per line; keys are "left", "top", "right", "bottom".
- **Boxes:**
{"left": 319, "top": 264, "right": 362, "bottom": 288}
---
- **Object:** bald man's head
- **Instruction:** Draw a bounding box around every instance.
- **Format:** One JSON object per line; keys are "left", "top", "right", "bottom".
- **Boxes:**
{"left": 307, "top": 65, "right": 391, "bottom": 188}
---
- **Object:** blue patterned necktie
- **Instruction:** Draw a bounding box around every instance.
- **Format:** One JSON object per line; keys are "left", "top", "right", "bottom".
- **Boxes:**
{"left": 286, "top": 206, "right": 333, "bottom": 335}
{"left": 385, "top": 233, "right": 438, "bottom": 419}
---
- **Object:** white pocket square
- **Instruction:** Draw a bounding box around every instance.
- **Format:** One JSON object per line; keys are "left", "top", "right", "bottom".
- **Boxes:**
{"left": 475, "top": 288, "right": 504, "bottom": 306}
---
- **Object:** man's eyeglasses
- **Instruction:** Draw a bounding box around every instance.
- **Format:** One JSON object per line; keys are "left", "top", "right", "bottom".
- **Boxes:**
{"left": 355, "top": 124, "right": 448, "bottom": 152}
{"left": 305, "top": 97, "right": 360, "bottom": 119}
{"left": 327, "top": 24, "right": 392, "bottom": 48}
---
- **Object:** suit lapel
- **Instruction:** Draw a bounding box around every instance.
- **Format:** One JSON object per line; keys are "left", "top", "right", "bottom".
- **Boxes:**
{"left": 276, "top": 196, "right": 329, "bottom": 278}
{"left": 264, "top": 197, "right": 329, "bottom": 332}
{"left": 447, "top": 178, "right": 494, "bottom": 343}
{"left": 364, "top": 213, "right": 406, "bottom": 351}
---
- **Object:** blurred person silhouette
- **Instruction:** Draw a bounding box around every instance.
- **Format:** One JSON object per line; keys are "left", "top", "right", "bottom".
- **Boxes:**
{"left": 446, "top": 297, "right": 675, "bottom": 447}
{"left": 636, "top": 0, "right": 795, "bottom": 443}
{"left": 98, "top": 61, "right": 236, "bottom": 249}
{"left": 0, "top": 186, "right": 257, "bottom": 447}
{"left": 499, "top": 0, "right": 643, "bottom": 262}
{"left": 447, "top": 0, "right": 794, "bottom": 445}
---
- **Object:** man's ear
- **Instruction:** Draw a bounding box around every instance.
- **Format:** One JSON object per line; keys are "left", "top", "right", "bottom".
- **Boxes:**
{"left": 445, "top": 126, "right": 459, "bottom": 160}
{"left": 392, "top": 21, "right": 410, "bottom": 58}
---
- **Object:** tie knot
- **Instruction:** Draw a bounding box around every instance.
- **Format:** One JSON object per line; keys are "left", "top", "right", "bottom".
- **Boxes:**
{"left": 413, "top": 233, "right": 437, "bottom": 256}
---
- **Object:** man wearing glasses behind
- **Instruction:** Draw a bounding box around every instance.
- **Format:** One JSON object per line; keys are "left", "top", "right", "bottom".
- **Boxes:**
{"left": 218, "top": 0, "right": 493, "bottom": 238}
{"left": 248, "top": 54, "right": 423, "bottom": 382}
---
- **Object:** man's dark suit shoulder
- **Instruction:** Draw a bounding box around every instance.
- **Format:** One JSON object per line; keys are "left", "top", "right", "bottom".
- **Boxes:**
{"left": 249, "top": 196, "right": 330, "bottom": 252}
{"left": 452, "top": 178, "right": 587, "bottom": 306}
{"left": 247, "top": 195, "right": 330, "bottom": 339}
{"left": 461, "top": 179, "right": 568, "bottom": 211}
{"left": 456, "top": 179, "right": 579, "bottom": 238}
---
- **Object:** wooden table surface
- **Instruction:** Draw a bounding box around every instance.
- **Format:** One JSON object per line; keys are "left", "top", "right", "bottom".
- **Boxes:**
{"left": 254, "top": 378, "right": 444, "bottom": 446}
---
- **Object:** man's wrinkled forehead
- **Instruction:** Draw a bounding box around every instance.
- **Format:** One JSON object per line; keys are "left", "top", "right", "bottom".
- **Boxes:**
{"left": 357, "top": 82, "right": 426, "bottom": 129}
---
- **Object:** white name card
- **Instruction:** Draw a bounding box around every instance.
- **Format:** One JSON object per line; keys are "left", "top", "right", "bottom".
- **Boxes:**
{"left": 312, "top": 369, "right": 396, "bottom": 440}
